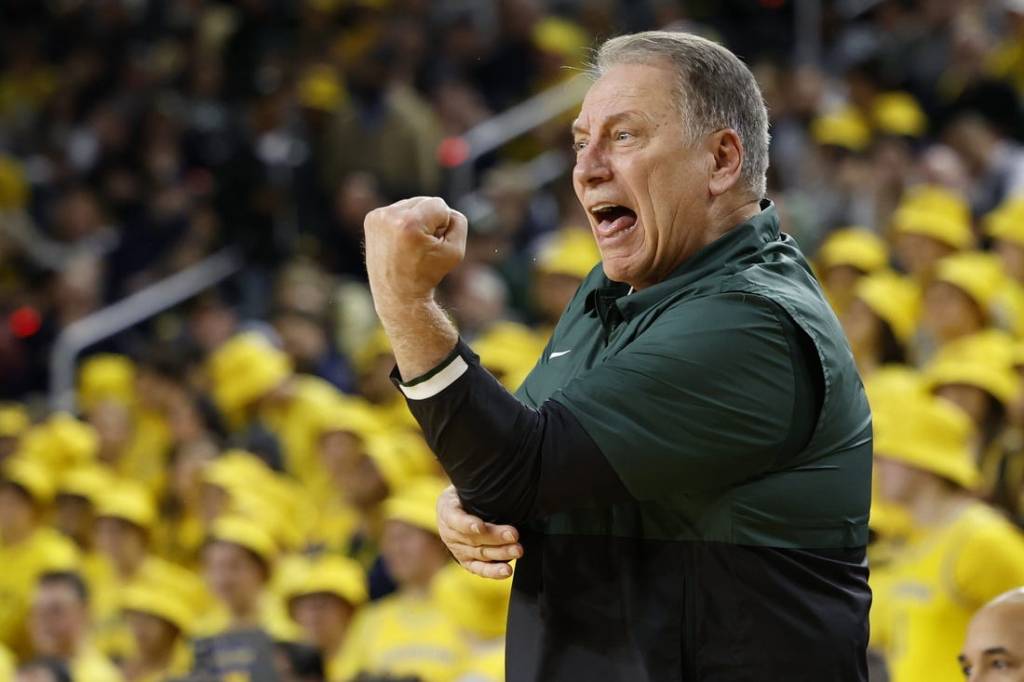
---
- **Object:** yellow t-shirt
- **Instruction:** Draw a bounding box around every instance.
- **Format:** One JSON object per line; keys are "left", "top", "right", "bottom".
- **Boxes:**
{"left": 870, "top": 501, "right": 1024, "bottom": 682}
{"left": 72, "top": 645, "right": 123, "bottom": 682}
{"left": 334, "top": 591, "right": 467, "bottom": 682}
{"left": 0, "top": 527, "right": 78, "bottom": 654}
{"left": 0, "top": 643, "right": 14, "bottom": 682}
{"left": 456, "top": 640, "right": 504, "bottom": 682}
{"left": 120, "top": 408, "right": 172, "bottom": 496}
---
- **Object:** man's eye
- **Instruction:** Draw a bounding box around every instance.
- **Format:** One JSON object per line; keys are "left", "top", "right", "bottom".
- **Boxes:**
{"left": 993, "top": 658, "right": 1010, "bottom": 669}
{"left": 572, "top": 140, "right": 588, "bottom": 152}
{"left": 614, "top": 131, "right": 633, "bottom": 141}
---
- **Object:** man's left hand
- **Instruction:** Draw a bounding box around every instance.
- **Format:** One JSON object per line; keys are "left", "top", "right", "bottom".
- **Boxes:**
{"left": 364, "top": 196, "right": 468, "bottom": 309}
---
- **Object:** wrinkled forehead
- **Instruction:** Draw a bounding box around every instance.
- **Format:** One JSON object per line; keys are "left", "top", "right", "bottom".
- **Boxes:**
{"left": 965, "top": 603, "right": 1024, "bottom": 653}
{"left": 573, "top": 62, "right": 681, "bottom": 131}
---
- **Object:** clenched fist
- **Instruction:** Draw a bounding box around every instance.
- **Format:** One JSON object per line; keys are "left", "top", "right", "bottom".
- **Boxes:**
{"left": 364, "top": 196, "right": 468, "bottom": 306}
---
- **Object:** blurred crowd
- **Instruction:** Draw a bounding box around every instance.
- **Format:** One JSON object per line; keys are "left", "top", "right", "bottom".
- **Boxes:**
{"left": 1, "top": 0, "right": 1024, "bottom": 680}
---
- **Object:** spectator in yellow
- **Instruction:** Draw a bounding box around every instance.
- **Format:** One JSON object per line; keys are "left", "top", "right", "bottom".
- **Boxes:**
{"left": 0, "top": 457, "right": 77, "bottom": 654}
{"left": 919, "top": 252, "right": 1008, "bottom": 361}
{"left": 208, "top": 331, "right": 344, "bottom": 503}
{"left": 959, "top": 587, "right": 1024, "bottom": 681}
{"left": 891, "top": 185, "right": 972, "bottom": 281}
{"left": 869, "top": 394, "right": 1024, "bottom": 682}
{"left": 432, "top": 563, "right": 512, "bottom": 682}
{"left": 531, "top": 227, "right": 602, "bottom": 329}
{"left": 336, "top": 477, "right": 466, "bottom": 682}
{"left": 196, "top": 514, "right": 294, "bottom": 639}
{"left": 284, "top": 554, "right": 368, "bottom": 680}
{"left": 817, "top": 227, "right": 890, "bottom": 317}
{"left": 28, "top": 571, "right": 120, "bottom": 682}
{"left": 351, "top": 328, "right": 419, "bottom": 433}
{"left": 91, "top": 481, "right": 208, "bottom": 661}
{"left": 986, "top": 198, "right": 1024, "bottom": 284}
{"left": 120, "top": 580, "right": 194, "bottom": 682}
{"left": 841, "top": 270, "right": 919, "bottom": 376}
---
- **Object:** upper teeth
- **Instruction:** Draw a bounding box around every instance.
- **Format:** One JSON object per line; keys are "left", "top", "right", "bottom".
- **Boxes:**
{"left": 592, "top": 204, "right": 619, "bottom": 213}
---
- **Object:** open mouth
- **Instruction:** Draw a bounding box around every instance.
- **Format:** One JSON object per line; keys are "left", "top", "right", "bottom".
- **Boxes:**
{"left": 590, "top": 204, "right": 638, "bottom": 236}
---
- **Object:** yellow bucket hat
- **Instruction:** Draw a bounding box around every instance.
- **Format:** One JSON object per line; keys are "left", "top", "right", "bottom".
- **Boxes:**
{"left": 207, "top": 515, "right": 277, "bottom": 566}
{"left": 853, "top": 271, "right": 921, "bottom": 343}
{"left": 931, "top": 251, "right": 1008, "bottom": 313}
{"left": 817, "top": 228, "right": 889, "bottom": 274}
{"left": 77, "top": 354, "right": 136, "bottom": 412}
{"left": 531, "top": 17, "right": 588, "bottom": 64}
{"left": 0, "top": 403, "right": 30, "bottom": 438}
{"left": 473, "top": 322, "right": 546, "bottom": 391}
{"left": 873, "top": 394, "right": 979, "bottom": 489}
{"left": 892, "top": 186, "right": 973, "bottom": 250}
{"left": 311, "top": 396, "right": 385, "bottom": 440}
{"left": 208, "top": 332, "right": 292, "bottom": 415}
{"left": 283, "top": 555, "right": 368, "bottom": 609}
{"left": 122, "top": 582, "right": 194, "bottom": 634}
{"left": 536, "top": 228, "right": 601, "bottom": 280}
{"left": 383, "top": 477, "right": 448, "bottom": 536}
{"left": 363, "top": 434, "right": 431, "bottom": 492}
{"left": 985, "top": 197, "right": 1024, "bottom": 248}
{"left": 811, "top": 108, "right": 871, "bottom": 152}
{"left": 872, "top": 91, "right": 927, "bottom": 138}
{"left": 96, "top": 481, "right": 157, "bottom": 532}
{"left": 864, "top": 364, "right": 926, "bottom": 413}
{"left": 431, "top": 562, "right": 512, "bottom": 639}
{"left": 2, "top": 456, "right": 55, "bottom": 505}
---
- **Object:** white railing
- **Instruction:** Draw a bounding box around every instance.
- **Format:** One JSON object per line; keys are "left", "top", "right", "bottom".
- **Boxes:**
{"left": 49, "top": 248, "right": 243, "bottom": 412}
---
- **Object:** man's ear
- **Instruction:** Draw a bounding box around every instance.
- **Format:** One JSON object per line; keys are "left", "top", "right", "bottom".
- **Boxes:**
{"left": 707, "top": 129, "right": 745, "bottom": 197}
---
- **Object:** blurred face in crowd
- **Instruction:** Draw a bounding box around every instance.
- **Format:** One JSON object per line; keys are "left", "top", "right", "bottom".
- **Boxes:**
{"left": 874, "top": 456, "right": 934, "bottom": 505}
{"left": 88, "top": 400, "right": 134, "bottom": 466}
{"left": 274, "top": 312, "right": 327, "bottom": 367}
{"left": 200, "top": 483, "right": 232, "bottom": 525}
{"left": 126, "top": 610, "right": 179, "bottom": 661}
{"left": 572, "top": 61, "right": 739, "bottom": 290}
{"left": 94, "top": 517, "right": 148, "bottom": 577}
{"left": 822, "top": 265, "right": 864, "bottom": 315}
{"left": 358, "top": 354, "right": 400, "bottom": 405}
{"left": 53, "top": 494, "right": 94, "bottom": 548}
{"left": 381, "top": 520, "right": 450, "bottom": 589}
{"left": 320, "top": 431, "right": 364, "bottom": 486}
{"left": 343, "top": 455, "right": 389, "bottom": 511}
{"left": 0, "top": 483, "right": 36, "bottom": 543}
{"left": 30, "top": 582, "right": 87, "bottom": 658}
{"left": 291, "top": 592, "right": 354, "bottom": 652}
{"left": 534, "top": 272, "right": 584, "bottom": 326}
{"left": 14, "top": 664, "right": 62, "bottom": 682}
{"left": 841, "top": 298, "right": 883, "bottom": 366}
{"left": 960, "top": 594, "right": 1024, "bottom": 681}
{"left": 896, "top": 233, "right": 955, "bottom": 280}
{"left": 995, "top": 240, "right": 1024, "bottom": 283}
{"left": 923, "top": 281, "right": 985, "bottom": 343}
{"left": 203, "top": 541, "right": 266, "bottom": 616}
{"left": 171, "top": 441, "right": 217, "bottom": 511}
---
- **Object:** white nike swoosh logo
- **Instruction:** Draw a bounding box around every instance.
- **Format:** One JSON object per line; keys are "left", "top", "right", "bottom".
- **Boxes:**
{"left": 549, "top": 350, "right": 572, "bottom": 359}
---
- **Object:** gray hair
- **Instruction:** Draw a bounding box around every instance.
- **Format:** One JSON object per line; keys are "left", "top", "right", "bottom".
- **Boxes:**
{"left": 591, "top": 31, "right": 770, "bottom": 198}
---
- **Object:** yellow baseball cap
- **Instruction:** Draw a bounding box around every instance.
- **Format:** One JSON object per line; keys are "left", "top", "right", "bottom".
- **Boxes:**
{"left": 2, "top": 456, "right": 55, "bottom": 505}
{"left": 536, "top": 228, "right": 601, "bottom": 280}
{"left": 873, "top": 393, "right": 979, "bottom": 489}
{"left": 283, "top": 555, "right": 368, "bottom": 609}
{"left": 811, "top": 108, "right": 871, "bottom": 152}
{"left": 0, "top": 403, "right": 30, "bottom": 438}
{"left": 122, "top": 582, "right": 194, "bottom": 634}
{"left": 931, "top": 251, "right": 1008, "bottom": 313}
{"left": 985, "top": 197, "right": 1024, "bottom": 247}
{"left": 77, "top": 354, "right": 136, "bottom": 412}
{"left": 207, "top": 515, "right": 277, "bottom": 565}
{"left": 96, "top": 481, "right": 157, "bottom": 532}
{"left": 208, "top": 332, "right": 292, "bottom": 415}
{"left": 892, "top": 186, "right": 973, "bottom": 250}
{"left": 57, "top": 465, "right": 113, "bottom": 504}
{"left": 853, "top": 271, "right": 921, "bottom": 343}
{"left": 872, "top": 91, "right": 927, "bottom": 138}
{"left": 383, "top": 476, "right": 448, "bottom": 536}
{"left": 817, "top": 228, "right": 889, "bottom": 274}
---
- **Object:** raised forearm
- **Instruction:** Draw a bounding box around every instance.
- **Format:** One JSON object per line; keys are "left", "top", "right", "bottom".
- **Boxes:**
{"left": 374, "top": 294, "right": 459, "bottom": 383}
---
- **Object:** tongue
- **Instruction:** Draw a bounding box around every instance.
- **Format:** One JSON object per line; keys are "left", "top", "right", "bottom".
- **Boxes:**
{"left": 600, "top": 210, "right": 637, "bottom": 235}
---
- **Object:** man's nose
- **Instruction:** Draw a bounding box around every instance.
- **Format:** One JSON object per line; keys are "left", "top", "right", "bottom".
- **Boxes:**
{"left": 573, "top": 143, "right": 612, "bottom": 186}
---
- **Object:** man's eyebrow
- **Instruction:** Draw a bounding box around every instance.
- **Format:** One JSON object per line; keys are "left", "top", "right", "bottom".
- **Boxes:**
{"left": 571, "top": 110, "right": 651, "bottom": 136}
{"left": 983, "top": 646, "right": 1011, "bottom": 655}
